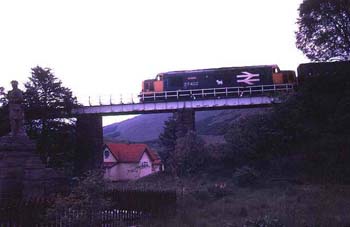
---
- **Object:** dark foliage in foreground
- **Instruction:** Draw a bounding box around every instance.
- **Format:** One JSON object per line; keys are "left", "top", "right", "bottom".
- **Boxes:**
{"left": 157, "top": 70, "right": 350, "bottom": 182}
{"left": 159, "top": 115, "right": 213, "bottom": 176}
{"left": 224, "top": 71, "right": 350, "bottom": 182}
{"left": 159, "top": 116, "right": 178, "bottom": 173}
{"left": 0, "top": 87, "right": 10, "bottom": 136}
{"left": 174, "top": 131, "right": 209, "bottom": 176}
{"left": 46, "top": 170, "right": 109, "bottom": 226}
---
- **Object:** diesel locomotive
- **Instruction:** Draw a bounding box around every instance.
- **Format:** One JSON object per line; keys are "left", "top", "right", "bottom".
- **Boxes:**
{"left": 140, "top": 61, "right": 350, "bottom": 102}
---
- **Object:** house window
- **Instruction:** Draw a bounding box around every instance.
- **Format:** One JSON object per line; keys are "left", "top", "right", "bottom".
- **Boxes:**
{"left": 140, "top": 161, "right": 149, "bottom": 168}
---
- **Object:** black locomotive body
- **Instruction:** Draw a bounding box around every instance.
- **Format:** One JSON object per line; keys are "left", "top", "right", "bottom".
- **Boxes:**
{"left": 162, "top": 65, "right": 276, "bottom": 91}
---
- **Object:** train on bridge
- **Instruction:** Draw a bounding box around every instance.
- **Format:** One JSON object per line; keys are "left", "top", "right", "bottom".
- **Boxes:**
{"left": 139, "top": 61, "right": 350, "bottom": 102}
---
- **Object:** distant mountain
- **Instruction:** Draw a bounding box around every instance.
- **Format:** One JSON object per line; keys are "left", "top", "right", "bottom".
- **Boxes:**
{"left": 103, "top": 108, "right": 268, "bottom": 143}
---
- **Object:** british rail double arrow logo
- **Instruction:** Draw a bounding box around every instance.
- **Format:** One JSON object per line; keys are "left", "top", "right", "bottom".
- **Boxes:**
{"left": 236, "top": 72, "right": 260, "bottom": 85}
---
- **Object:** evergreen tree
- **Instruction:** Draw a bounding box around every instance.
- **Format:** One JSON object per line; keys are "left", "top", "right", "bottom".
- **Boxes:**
{"left": 174, "top": 131, "right": 207, "bottom": 176}
{"left": 24, "top": 66, "right": 77, "bottom": 120}
{"left": 159, "top": 116, "right": 177, "bottom": 174}
{"left": 160, "top": 115, "right": 209, "bottom": 176}
{"left": 24, "top": 66, "right": 78, "bottom": 174}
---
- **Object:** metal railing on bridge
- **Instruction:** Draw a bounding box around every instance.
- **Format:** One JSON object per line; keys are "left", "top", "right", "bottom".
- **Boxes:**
{"left": 81, "top": 84, "right": 294, "bottom": 107}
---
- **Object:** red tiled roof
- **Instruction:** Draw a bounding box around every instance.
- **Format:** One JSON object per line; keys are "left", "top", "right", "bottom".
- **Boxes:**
{"left": 104, "top": 143, "right": 162, "bottom": 164}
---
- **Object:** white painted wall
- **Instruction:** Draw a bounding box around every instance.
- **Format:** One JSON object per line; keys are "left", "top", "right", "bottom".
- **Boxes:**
{"left": 105, "top": 163, "right": 140, "bottom": 181}
{"left": 104, "top": 165, "right": 112, "bottom": 181}
{"left": 117, "top": 163, "right": 139, "bottom": 181}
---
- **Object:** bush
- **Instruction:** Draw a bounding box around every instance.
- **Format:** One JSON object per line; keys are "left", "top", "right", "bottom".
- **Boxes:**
{"left": 207, "top": 182, "right": 231, "bottom": 198}
{"left": 244, "top": 216, "right": 285, "bottom": 227}
{"left": 191, "top": 189, "right": 212, "bottom": 201}
{"left": 223, "top": 72, "right": 350, "bottom": 183}
{"left": 233, "top": 166, "right": 260, "bottom": 187}
{"left": 223, "top": 113, "right": 282, "bottom": 168}
{"left": 174, "top": 131, "right": 210, "bottom": 176}
{"left": 46, "top": 170, "right": 110, "bottom": 225}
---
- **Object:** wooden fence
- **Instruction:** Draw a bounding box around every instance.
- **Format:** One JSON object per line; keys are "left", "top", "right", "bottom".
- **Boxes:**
{"left": 0, "top": 189, "right": 177, "bottom": 227}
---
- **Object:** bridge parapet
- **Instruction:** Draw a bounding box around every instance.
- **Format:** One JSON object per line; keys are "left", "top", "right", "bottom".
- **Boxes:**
{"left": 73, "top": 83, "right": 294, "bottom": 116}
{"left": 73, "top": 96, "right": 282, "bottom": 116}
{"left": 79, "top": 83, "right": 294, "bottom": 107}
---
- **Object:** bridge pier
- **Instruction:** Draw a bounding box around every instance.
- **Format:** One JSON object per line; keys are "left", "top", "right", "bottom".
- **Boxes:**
{"left": 76, "top": 115, "right": 103, "bottom": 173}
{"left": 173, "top": 109, "right": 195, "bottom": 137}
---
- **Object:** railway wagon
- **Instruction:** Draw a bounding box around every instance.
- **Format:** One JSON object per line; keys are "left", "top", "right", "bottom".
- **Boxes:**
{"left": 297, "top": 61, "right": 350, "bottom": 83}
{"left": 140, "top": 64, "right": 296, "bottom": 102}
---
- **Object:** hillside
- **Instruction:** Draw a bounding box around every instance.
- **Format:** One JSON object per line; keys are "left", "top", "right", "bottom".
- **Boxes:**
{"left": 103, "top": 108, "right": 267, "bottom": 142}
{"left": 104, "top": 113, "right": 171, "bottom": 142}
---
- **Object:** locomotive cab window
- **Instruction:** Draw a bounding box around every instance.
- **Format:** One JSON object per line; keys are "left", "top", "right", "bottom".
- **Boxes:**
{"left": 144, "top": 82, "right": 149, "bottom": 90}
{"left": 273, "top": 67, "right": 280, "bottom": 73}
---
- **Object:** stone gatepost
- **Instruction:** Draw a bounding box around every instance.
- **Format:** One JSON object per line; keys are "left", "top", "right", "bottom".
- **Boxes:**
{"left": 0, "top": 136, "right": 66, "bottom": 201}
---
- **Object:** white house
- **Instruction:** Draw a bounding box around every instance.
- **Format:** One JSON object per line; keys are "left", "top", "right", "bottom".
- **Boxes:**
{"left": 102, "top": 143, "right": 163, "bottom": 181}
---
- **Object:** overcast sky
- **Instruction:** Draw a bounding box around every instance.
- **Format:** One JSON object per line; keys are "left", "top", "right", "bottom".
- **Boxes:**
{"left": 0, "top": 0, "right": 307, "bottom": 125}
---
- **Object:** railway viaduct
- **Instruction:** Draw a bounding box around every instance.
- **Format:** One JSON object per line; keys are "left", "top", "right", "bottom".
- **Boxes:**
{"left": 73, "top": 83, "right": 294, "bottom": 172}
